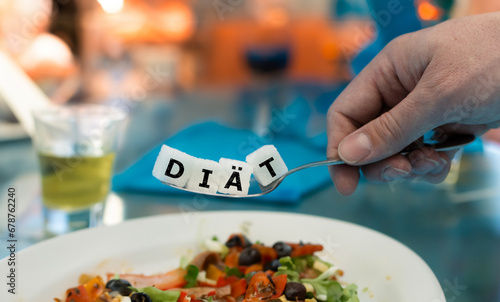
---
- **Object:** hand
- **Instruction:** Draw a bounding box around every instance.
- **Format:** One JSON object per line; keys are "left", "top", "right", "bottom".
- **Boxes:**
{"left": 327, "top": 13, "right": 500, "bottom": 196}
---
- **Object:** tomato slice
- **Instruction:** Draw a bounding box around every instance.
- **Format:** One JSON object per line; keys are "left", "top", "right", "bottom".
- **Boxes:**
{"left": 65, "top": 285, "right": 90, "bottom": 302}
{"left": 111, "top": 267, "right": 187, "bottom": 290}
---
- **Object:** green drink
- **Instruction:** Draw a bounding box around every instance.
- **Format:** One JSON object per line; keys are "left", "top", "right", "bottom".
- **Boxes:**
{"left": 39, "top": 153, "right": 115, "bottom": 211}
{"left": 33, "top": 105, "right": 125, "bottom": 235}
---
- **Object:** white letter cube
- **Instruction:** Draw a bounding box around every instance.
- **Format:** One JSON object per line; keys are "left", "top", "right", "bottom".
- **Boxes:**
{"left": 218, "top": 158, "right": 253, "bottom": 195}
{"left": 186, "top": 159, "right": 223, "bottom": 194}
{"left": 152, "top": 145, "right": 195, "bottom": 187}
{"left": 246, "top": 145, "right": 288, "bottom": 186}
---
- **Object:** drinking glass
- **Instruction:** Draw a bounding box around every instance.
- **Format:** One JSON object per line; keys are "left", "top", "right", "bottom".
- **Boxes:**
{"left": 33, "top": 105, "right": 125, "bottom": 236}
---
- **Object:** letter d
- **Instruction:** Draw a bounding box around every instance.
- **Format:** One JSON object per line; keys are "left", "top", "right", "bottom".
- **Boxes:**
{"left": 165, "top": 159, "right": 184, "bottom": 178}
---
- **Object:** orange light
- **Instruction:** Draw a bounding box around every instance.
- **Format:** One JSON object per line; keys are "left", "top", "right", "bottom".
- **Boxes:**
{"left": 98, "top": 0, "right": 124, "bottom": 14}
{"left": 418, "top": 1, "right": 441, "bottom": 21}
{"left": 157, "top": 2, "right": 195, "bottom": 43}
{"left": 262, "top": 7, "right": 288, "bottom": 28}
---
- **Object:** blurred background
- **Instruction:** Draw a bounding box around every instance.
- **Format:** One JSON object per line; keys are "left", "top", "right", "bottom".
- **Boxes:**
{"left": 1, "top": 0, "right": 500, "bottom": 301}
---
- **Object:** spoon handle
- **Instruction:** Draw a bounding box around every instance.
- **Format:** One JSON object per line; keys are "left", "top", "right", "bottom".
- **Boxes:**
{"left": 317, "top": 133, "right": 476, "bottom": 168}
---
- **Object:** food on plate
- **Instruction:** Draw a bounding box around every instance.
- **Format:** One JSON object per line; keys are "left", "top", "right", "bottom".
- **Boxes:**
{"left": 152, "top": 145, "right": 289, "bottom": 195}
{"left": 56, "top": 234, "right": 359, "bottom": 302}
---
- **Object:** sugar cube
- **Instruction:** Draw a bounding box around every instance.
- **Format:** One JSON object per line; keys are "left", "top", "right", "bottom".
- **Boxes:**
{"left": 186, "top": 159, "right": 223, "bottom": 194}
{"left": 218, "top": 158, "right": 253, "bottom": 195}
{"left": 152, "top": 145, "right": 195, "bottom": 187}
{"left": 245, "top": 145, "right": 288, "bottom": 186}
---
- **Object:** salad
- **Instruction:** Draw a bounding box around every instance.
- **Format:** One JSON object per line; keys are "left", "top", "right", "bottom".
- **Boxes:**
{"left": 56, "top": 234, "right": 359, "bottom": 302}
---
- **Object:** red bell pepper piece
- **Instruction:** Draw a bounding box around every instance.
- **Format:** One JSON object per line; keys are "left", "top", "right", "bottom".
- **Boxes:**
{"left": 244, "top": 264, "right": 263, "bottom": 275}
{"left": 288, "top": 243, "right": 323, "bottom": 257}
{"left": 217, "top": 275, "right": 240, "bottom": 287}
{"left": 225, "top": 251, "right": 240, "bottom": 268}
{"left": 245, "top": 272, "right": 274, "bottom": 300}
{"left": 178, "top": 291, "right": 189, "bottom": 302}
{"left": 270, "top": 274, "right": 287, "bottom": 299}
{"left": 230, "top": 279, "right": 247, "bottom": 298}
{"left": 207, "top": 291, "right": 217, "bottom": 297}
{"left": 252, "top": 245, "right": 278, "bottom": 264}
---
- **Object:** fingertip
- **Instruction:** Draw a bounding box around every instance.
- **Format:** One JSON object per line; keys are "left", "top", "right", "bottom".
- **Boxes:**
{"left": 408, "top": 147, "right": 442, "bottom": 175}
{"left": 338, "top": 132, "right": 372, "bottom": 164}
{"left": 329, "top": 165, "right": 360, "bottom": 196}
{"left": 421, "top": 151, "right": 452, "bottom": 184}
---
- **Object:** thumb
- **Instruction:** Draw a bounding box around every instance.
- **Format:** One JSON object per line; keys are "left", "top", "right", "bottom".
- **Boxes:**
{"left": 337, "top": 92, "right": 439, "bottom": 165}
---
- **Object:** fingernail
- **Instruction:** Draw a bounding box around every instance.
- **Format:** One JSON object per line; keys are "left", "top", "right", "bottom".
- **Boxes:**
{"left": 382, "top": 167, "right": 410, "bottom": 181}
{"left": 430, "top": 158, "right": 448, "bottom": 175}
{"left": 338, "top": 132, "right": 372, "bottom": 163}
{"left": 409, "top": 151, "right": 424, "bottom": 164}
{"left": 414, "top": 158, "right": 440, "bottom": 171}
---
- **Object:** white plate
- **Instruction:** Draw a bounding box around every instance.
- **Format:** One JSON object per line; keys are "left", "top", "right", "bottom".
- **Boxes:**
{"left": 0, "top": 211, "right": 445, "bottom": 302}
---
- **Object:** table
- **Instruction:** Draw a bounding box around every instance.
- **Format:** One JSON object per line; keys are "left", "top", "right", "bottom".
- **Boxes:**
{"left": 1, "top": 99, "right": 499, "bottom": 301}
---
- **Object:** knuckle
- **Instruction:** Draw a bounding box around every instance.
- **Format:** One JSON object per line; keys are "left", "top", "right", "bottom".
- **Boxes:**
{"left": 326, "top": 106, "right": 339, "bottom": 128}
{"left": 374, "top": 111, "right": 405, "bottom": 144}
{"left": 386, "top": 34, "right": 407, "bottom": 51}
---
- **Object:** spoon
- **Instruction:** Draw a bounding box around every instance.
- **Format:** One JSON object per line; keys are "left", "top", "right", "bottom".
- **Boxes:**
{"left": 162, "top": 133, "right": 476, "bottom": 198}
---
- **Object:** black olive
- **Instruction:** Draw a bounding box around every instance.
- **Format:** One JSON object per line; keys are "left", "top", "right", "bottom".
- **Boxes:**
{"left": 272, "top": 242, "right": 292, "bottom": 258}
{"left": 105, "top": 279, "right": 133, "bottom": 296}
{"left": 226, "top": 234, "right": 252, "bottom": 248}
{"left": 284, "top": 282, "right": 307, "bottom": 301}
{"left": 263, "top": 259, "right": 282, "bottom": 272}
{"left": 239, "top": 247, "right": 261, "bottom": 266}
{"left": 131, "top": 292, "right": 152, "bottom": 302}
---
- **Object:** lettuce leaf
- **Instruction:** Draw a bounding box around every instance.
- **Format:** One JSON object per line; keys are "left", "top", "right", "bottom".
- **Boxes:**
{"left": 301, "top": 267, "right": 346, "bottom": 302}
{"left": 225, "top": 266, "right": 244, "bottom": 278}
{"left": 138, "top": 287, "right": 181, "bottom": 302}
{"left": 274, "top": 256, "right": 299, "bottom": 282}
{"left": 184, "top": 265, "right": 199, "bottom": 288}
{"left": 340, "top": 284, "right": 359, "bottom": 302}
{"left": 301, "top": 279, "right": 343, "bottom": 302}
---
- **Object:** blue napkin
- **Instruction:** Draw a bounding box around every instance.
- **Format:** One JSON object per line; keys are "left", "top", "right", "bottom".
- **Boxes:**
{"left": 112, "top": 121, "right": 332, "bottom": 202}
